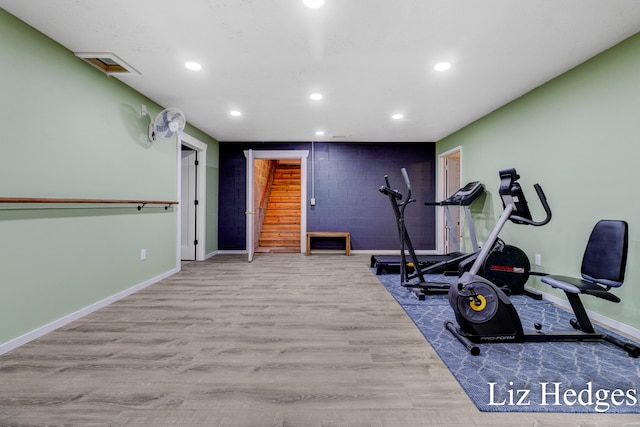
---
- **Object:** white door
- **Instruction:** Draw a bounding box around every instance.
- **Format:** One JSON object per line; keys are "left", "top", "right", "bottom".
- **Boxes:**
{"left": 245, "top": 149, "right": 255, "bottom": 262}
{"left": 181, "top": 150, "right": 197, "bottom": 260}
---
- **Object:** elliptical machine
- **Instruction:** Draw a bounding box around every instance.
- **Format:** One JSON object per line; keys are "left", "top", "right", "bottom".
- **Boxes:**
{"left": 378, "top": 168, "right": 484, "bottom": 296}
{"left": 445, "top": 168, "right": 640, "bottom": 357}
{"left": 378, "top": 169, "right": 448, "bottom": 294}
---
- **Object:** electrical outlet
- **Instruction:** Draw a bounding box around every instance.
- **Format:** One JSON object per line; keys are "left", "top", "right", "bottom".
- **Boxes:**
{"left": 141, "top": 249, "right": 146, "bottom": 260}
{"left": 310, "top": 198, "right": 316, "bottom": 206}
{"left": 535, "top": 253, "right": 541, "bottom": 266}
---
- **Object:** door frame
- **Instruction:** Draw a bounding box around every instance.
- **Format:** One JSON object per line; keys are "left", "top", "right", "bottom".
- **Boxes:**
{"left": 245, "top": 149, "right": 255, "bottom": 262}
{"left": 177, "top": 133, "right": 207, "bottom": 264}
{"left": 244, "top": 149, "right": 309, "bottom": 257}
{"left": 437, "top": 146, "right": 462, "bottom": 254}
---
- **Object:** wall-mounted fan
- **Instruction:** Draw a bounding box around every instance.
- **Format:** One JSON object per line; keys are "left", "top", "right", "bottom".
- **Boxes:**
{"left": 141, "top": 105, "right": 186, "bottom": 142}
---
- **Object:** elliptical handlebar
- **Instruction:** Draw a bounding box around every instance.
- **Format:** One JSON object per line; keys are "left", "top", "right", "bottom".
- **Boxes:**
{"left": 398, "top": 168, "right": 414, "bottom": 216}
{"left": 378, "top": 170, "right": 417, "bottom": 206}
{"left": 379, "top": 184, "right": 403, "bottom": 200}
{"left": 379, "top": 175, "right": 404, "bottom": 200}
{"left": 401, "top": 167, "right": 412, "bottom": 201}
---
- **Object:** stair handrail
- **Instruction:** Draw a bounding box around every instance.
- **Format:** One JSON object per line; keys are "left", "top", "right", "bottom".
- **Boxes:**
{"left": 259, "top": 161, "right": 277, "bottom": 210}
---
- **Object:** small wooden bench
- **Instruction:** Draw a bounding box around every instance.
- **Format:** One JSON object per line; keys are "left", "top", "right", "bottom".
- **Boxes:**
{"left": 306, "top": 231, "right": 351, "bottom": 256}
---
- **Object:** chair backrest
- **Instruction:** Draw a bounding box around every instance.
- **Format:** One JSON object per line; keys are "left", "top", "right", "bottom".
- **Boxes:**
{"left": 581, "top": 220, "right": 628, "bottom": 288}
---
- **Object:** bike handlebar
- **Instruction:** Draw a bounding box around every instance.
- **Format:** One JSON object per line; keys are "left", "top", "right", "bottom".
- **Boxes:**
{"left": 510, "top": 183, "right": 552, "bottom": 227}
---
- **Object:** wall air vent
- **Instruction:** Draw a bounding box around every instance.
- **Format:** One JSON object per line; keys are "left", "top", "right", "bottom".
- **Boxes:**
{"left": 74, "top": 52, "right": 141, "bottom": 76}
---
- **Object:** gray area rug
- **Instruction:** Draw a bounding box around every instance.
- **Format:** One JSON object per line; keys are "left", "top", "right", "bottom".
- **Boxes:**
{"left": 375, "top": 271, "right": 640, "bottom": 413}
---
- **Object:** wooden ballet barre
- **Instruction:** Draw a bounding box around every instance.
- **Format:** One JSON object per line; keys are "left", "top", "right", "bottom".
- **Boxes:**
{"left": 0, "top": 197, "right": 179, "bottom": 210}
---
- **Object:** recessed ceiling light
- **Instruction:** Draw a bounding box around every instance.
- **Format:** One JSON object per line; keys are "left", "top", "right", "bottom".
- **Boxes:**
{"left": 315, "top": 131, "right": 325, "bottom": 136}
{"left": 310, "top": 93, "right": 323, "bottom": 100}
{"left": 230, "top": 110, "right": 242, "bottom": 116}
{"left": 434, "top": 62, "right": 451, "bottom": 71}
{"left": 392, "top": 113, "right": 404, "bottom": 120}
{"left": 185, "top": 61, "right": 202, "bottom": 71}
{"left": 304, "top": 0, "right": 325, "bottom": 8}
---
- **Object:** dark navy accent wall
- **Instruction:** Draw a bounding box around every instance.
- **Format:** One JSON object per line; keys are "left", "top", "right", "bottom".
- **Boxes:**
{"left": 218, "top": 142, "right": 436, "bottom": 251}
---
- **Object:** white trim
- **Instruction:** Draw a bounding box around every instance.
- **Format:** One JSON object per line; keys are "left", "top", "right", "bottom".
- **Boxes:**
{"left": 243, "top": 149, "right": 310, "bottom": 254}
{"left": 0, "top": 268, "right": 179, "bottom": 356}
{"left": 204, "top": 250, "right": 218, "bottom": 259}
{"left": 244, "top": 149, "right": 255, "bottom": 262}
{"left": 354, "top": 249, "right": 439, "bottom": 255}
{"left": 216, "top": 249, "right": 439, "bottom": 256}
{"left": 307, "top": 250, "right": 441, "bottom": 256}
{"left": 437, "top": 146, "right": 463, "bottom": 254}
{"left": 248, "top": 150, "right": 310, "bottom": 160}
{"left": 179, "top": 133, "right": 208, "bottom": 262}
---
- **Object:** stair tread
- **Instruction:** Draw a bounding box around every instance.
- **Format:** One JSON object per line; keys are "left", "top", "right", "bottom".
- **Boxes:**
{"left": 259, "top": 241, "right": 301, "bottom": 247}
{"left": 264, "top": 209, "right": 300, "bottom": 218}
{"left": 260, "top": 231, "right": 301, "bottom": 236}
{"left": 264, "top": 213, "right": 299, "bottom": 215}
{"left": 269, "top": 199, "right": 299, "bottom": 203}
{"left": 262, "top": 224, "right": 299, "bottom": 229}
{"left": 269, "top": 193, "right": 300, "bottom": 197}
{"left": 267, "top": 205, "right": 300, "bottom": 210}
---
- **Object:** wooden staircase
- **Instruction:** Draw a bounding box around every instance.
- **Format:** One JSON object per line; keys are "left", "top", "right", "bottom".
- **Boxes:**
{"left": 258, "top": 163, "right": 301, "bottom": 252}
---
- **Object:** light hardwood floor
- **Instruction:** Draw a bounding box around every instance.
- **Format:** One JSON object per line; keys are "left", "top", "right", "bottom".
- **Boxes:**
{"left": 0, "top": 254, "right": 638, "bottom": 426}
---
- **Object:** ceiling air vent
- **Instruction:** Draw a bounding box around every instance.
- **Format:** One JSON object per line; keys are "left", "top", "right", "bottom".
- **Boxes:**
{"left": 74, "top": 52, "right": 141, "bottom": 76}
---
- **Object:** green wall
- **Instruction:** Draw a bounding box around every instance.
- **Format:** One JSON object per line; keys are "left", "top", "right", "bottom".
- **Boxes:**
{"left": 437, "top": 32, "right": 640, "bottom": 331}
{"left": 0, "top": 9, "right": 218, "bottom": 346}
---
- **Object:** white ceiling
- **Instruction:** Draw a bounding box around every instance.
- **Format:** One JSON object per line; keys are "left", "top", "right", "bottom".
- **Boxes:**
{"left": 2, "top": 0, "right": 640, "bottom": 142}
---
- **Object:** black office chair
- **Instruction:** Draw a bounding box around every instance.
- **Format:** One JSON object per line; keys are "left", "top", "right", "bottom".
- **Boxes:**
{"left": 541, "top": 220, "right": 640, "bottom": 357}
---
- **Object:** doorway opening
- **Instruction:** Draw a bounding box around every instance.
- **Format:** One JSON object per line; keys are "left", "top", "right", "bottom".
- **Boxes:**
{"left": 438, "top": 147, "right": 462, "bottom": 254}
{"left": 178, "top": 133, "right": 207, "bottom": 264}
{"left": 244, "top": 150, "right": 309, "bottom": 262}
{"left": 255, "top": 159, "right": 301, "bottom": 253}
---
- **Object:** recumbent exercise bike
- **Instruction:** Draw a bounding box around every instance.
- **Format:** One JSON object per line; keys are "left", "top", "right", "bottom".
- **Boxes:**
{"left": 445, "top": 168, "right": 640, "bottom": 357}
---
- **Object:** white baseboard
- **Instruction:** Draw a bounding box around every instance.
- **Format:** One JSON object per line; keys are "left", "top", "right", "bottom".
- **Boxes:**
{"left": 0, "top": 267, "right": 179, "bottom": 356}
{"left": 353, "top": 250, "right": 440, "bottom": 255}
{"left": 216, "top": 249, "right": 441, "bottom": 255}
{"left": 204, "top": 250, "right": 218, "bottom": 259}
